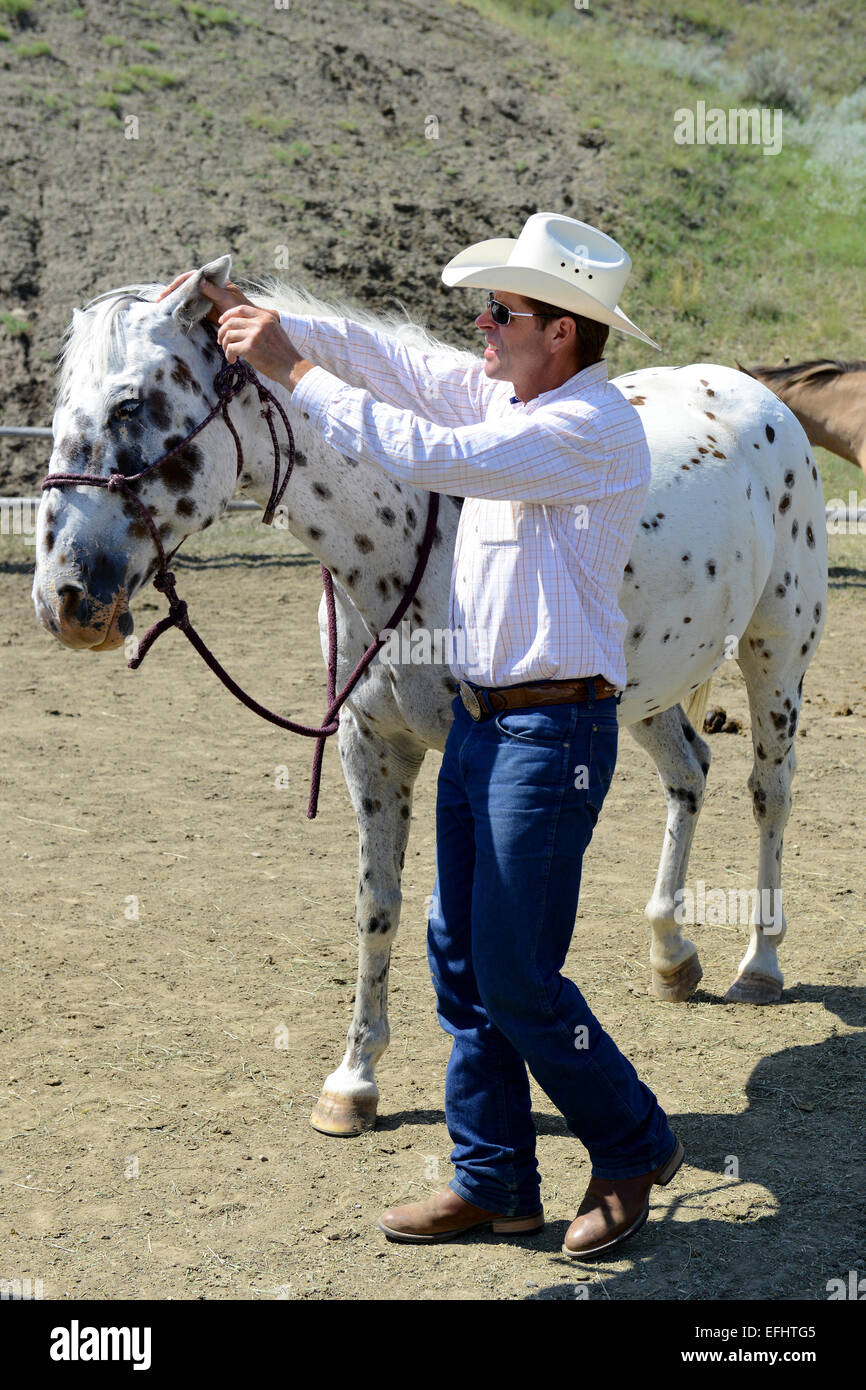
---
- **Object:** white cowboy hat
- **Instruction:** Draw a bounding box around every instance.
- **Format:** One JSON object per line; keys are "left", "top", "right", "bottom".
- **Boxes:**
{"left": 441, "top": 212, "right": 659, "bottom": 349}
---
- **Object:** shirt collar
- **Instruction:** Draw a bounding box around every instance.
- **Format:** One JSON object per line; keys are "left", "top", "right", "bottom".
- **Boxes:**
{"left": 509, "top": 358, "right": 609, "bottom": 411}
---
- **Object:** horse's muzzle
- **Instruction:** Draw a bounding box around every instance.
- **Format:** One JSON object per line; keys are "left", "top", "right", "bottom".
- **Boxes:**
{"left": 36, "top": 577, "right": 131, "bottom": 651}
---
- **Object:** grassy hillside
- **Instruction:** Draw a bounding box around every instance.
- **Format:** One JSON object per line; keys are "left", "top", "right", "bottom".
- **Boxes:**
{"left": 0, "top": 0, "right": 863, "bottom": 499}
{"left": 459, "top": 1, "right": 866, "bottom": 358}
{"left": 0, "top": 0, "right": 611, "bottom": 486}
{"left": 459, "top": 0, "right": 866, "bottom": 498}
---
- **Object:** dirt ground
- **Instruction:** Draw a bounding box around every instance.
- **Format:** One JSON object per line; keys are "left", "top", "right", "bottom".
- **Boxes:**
{"left": 1, "top": 516, "right": 863, "bottom": 1302}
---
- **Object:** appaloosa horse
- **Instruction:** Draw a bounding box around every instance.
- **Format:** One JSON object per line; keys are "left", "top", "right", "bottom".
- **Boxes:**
{"left": 33, "top": 257, "right": 828, "bottom": 1135}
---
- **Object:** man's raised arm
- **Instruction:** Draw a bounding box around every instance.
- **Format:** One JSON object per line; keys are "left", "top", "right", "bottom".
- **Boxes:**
{"left": 271, "top": 309, "right": 497, "bottom": 427}
{"left": 157, "top": 270, "right": 497, "bottom": 426}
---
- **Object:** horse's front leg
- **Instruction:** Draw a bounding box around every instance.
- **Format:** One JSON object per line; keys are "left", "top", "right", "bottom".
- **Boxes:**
{"left": 310, "top": 706, "right": 424, "bottom": 1136}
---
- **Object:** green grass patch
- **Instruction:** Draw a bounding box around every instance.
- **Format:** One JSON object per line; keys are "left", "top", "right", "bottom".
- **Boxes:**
{"left": 101, "top": 70, "right": 134, "bottom": 93}
{"left": 816, "top": 451, "right": 861, "bottom": 505}
{"left": 1, "top": 311, "right": 30, "bottom": 336}
{"left": 490, "top": 0, "right": 561, "bottom": 17}
{"left": 0, "top": 0, "right": 32, "bottom": 17}
{"left": 271, "top": 140, "right": 311, "bottom": 165}
{"left": 94, "top": 91, "right": 122, "bottom": 114}
{"left": 244, "top": 109, "right": 293, "bottom": 136}
{"left": 14, "top": 39, "right": 52, "bottom": 57}
{"left": 139, "top": 39, "right": 162, "bottom": 54}
{"left": 102, "top": 34, "right": 125, "bottom": 49}
{"left": 183, "top": 3, "right": 241, "bottom": 27}
{"left": 31, "top": 87, "right": 62, "bottom": 109}
{"left": 126, "top": 63, "right": 183, "bottom": 88}
{"left": 0, "top": 26, "right": 10, "bottom": 40}
{"left": 98, "top": 64, "right": 183, "bottom": 93}
{"left": 478, "top": 0, "right": 866, "bottom": 103}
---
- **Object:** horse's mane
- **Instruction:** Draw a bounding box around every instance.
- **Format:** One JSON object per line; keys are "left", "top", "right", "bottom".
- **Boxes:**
{"left": 246, "top": 275, "right": 474, "bottom": 365}
{"left": 744, "top": 357, "right": 866, "bottom": 388}
{"left": 57, "top": 275, "right": 475, "bottom": 406}
{"left": 56, "top": 283, "right": 163, "bottom": 403}
{"left": 245, "top": 277, "right": 470, "bottom": 512}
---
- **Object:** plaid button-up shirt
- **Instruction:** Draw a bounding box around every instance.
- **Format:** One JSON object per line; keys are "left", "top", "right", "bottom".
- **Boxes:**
{"left": 281, "top": 312, "right": 651, "bottom": 690}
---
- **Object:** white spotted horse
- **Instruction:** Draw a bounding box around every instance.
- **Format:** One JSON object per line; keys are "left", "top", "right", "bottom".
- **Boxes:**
{"left": 33, "top": 257, "right": 828, "bottom": 1136}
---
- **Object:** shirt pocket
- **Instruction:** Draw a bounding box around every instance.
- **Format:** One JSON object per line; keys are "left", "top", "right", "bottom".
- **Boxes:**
{"left": 476, "top": 499, "right": 520, "bottom": 545}
{"left": 495, "top": 705, "right": 576, "bottom": 744}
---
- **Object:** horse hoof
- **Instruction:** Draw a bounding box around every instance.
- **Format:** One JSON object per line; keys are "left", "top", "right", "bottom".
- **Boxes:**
{"left": 649, "top": 954, "right": 703, "bottom": 1002}
{"left": 310, "top": 1091, "right": 377, "bottom": 1137}
{"left": 724, "top": 972, "right": 782, "bottom": 1004}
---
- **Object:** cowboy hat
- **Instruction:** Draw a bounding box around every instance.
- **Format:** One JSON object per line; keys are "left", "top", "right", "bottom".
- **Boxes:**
{"left": 441, "top": 212, "right": 659, "bottom": 349}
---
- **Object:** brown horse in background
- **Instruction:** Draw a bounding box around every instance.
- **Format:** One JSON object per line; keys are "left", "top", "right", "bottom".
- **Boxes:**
{"left": 740, "top": 359, "right": 866, "bottom": 476}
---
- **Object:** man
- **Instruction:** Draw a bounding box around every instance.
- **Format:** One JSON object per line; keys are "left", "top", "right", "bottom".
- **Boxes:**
{"left": 160, "top": 212, "right": 683, "bottom": 1258}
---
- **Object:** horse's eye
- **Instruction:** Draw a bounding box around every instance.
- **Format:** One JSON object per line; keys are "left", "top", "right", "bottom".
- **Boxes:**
{"left": 114, "top": 398, "right": 141, "bottom": 420}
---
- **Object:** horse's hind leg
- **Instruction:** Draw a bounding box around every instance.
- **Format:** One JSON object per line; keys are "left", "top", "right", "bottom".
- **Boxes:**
{"left": 628, "top": 705, "right": 711, "bottom": 1001}
{"left": 310, "top": 705, "right": 423, "bottom": 1136}
{"left": 727, "top": 631, "right": 814, "bottom": 1003}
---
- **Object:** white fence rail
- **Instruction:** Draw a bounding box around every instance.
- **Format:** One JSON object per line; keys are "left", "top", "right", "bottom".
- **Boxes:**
{"left": 0, "top": 498, "right": 258, "bottom": 544}
{"left": 0, "top": 424, "right": 258, "bottom": 529}
{"left": 2, "top": 425, "right": 865, "bottom": 530}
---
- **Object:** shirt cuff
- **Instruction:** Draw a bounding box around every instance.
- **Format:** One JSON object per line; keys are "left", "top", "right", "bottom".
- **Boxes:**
{"left": 290, "top": 362, "right": 349, "bottom": 431}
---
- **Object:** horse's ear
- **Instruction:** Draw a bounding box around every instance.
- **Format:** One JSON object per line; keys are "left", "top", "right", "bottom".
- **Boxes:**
{"left": 160, "top": 254, "right": 233, "bottom": 325}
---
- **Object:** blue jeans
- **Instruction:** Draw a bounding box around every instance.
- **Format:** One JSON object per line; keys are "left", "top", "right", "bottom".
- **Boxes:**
{"left": 426, "top": 688, "right": 677, "bottom": 1217}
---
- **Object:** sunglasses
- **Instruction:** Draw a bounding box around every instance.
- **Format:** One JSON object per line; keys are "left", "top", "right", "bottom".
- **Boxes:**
{"left": 485, "top": 291, "right": 561, "bottom": 327}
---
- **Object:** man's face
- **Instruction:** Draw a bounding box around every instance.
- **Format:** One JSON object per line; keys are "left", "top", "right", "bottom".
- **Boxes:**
{"left": 475, "top": 289, "right": 549, "bottom": 381}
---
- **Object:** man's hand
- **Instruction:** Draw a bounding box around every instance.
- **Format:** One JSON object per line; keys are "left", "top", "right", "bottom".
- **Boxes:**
{"left": 209, "top": 285, "right": 297, "bottom": 377}
{"left": 157, "top": 273, "right": 314, "bottom": 390}
{"left": 156, "top": 271, "right": 256, "bottom": 324}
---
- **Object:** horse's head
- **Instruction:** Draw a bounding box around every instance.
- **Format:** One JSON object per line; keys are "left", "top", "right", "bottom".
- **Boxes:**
{"left": 33, "top": 255, "right": 241, "bottom": 651}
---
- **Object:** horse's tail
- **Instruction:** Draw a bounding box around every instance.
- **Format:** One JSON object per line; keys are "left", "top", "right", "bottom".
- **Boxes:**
{"left": 683, "top": 676, "right": 713, "bottom": 735}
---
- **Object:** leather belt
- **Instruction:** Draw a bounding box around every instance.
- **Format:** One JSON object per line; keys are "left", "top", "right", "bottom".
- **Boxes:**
{"left": 458, "top": 675, "right": 618, "bottom": 721}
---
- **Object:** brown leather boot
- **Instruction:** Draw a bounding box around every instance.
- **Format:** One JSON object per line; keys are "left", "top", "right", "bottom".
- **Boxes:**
{"left": 562, "top": 1136, "right": 685, "bottom": 1259}
{"left": 377, "top": 1188, "right": 544, "bottom": 1243}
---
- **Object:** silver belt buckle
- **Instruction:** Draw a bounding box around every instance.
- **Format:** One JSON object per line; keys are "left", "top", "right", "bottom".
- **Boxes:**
{"left": 458, "top": 680, "right": 482, "bottom": 721}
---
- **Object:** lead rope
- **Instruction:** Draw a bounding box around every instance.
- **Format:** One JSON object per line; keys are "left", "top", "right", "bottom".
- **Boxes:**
{"left": 42, "top": 336, "right": 440, "bottom": 818}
